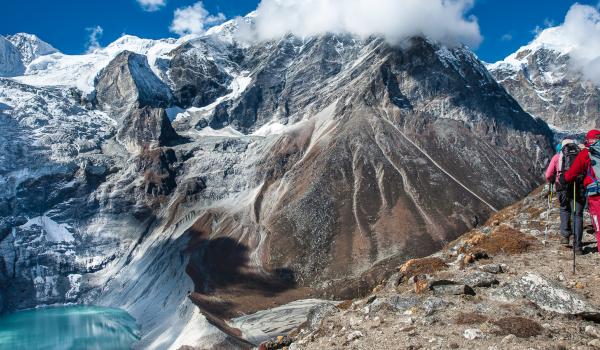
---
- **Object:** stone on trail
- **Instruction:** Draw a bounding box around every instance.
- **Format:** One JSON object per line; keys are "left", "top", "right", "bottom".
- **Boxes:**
{"left": 478, "top": 264, "right": 505, "bottom": 274}
{"left": 430, "top": 282, "right": 476, "bottom": 296}
{"left": 347, "top": 331, "right": 364, "bottom": 341}
{"left": 461, "top": 271, "right": 499, "bottom": 288}
{"left": 422, "top": 296, "right": 450, "bottom": 316}
{"left": 370, "top": 295, "right": 419, "bottom": 313}
{"left": 491, "top": 273, "right": 600, "bottom": 318}
{"left": 463, "top": 328, "right": 484, "bottom": 340}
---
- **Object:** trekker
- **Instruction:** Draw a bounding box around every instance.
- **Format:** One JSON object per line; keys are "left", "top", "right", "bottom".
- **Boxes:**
{"left": 547, "top": 139, "right": 585, "bottom": 252}
{"left": 562, "top": 130, "right": 600, "bottom": 254}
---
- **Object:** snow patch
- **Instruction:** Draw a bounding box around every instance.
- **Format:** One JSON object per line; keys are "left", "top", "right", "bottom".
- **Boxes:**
{"left": 12, "top": 35, "right": 183, "bottom": 93}
{"left": 66, "top": 274, "right": 82, "bottom": 300}
{"left": 22, "top": 215, "right": 75, "bottom": 242}
{"left": 252, "top": 121, "right": 289, "bottom": 137}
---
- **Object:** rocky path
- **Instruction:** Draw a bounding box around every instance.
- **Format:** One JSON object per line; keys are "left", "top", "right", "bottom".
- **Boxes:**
{"left": 259, "top": 187, "right": 600, "bottom": 350}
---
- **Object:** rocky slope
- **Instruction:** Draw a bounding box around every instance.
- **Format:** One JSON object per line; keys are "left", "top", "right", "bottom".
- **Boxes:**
{"left": 275, "top": 186, "right": 600, "bottom": 350}
{"left": 488, "top": 27, "right": 600, "bottom": 133}
{"left": 0, "top": 20, "right": 553, "bottom": 349}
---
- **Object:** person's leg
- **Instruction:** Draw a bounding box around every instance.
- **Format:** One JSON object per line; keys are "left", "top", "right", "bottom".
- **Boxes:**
{"left": 557, "top": 190, "right": 572, "bottom": 243}
{"left": 588, "top": 195, "right": 600, "bottom": 253}
{"left": 574, "top": 195, "right": 585, "bottom": 251}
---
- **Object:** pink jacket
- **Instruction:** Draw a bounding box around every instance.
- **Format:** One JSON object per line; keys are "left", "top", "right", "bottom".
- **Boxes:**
{"left": 545, "top": 153, "right": 559, "bottom": 183}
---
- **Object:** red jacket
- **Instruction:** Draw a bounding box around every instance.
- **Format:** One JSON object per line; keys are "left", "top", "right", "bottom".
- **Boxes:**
{"left": 564, "top": 149, "right": 597, "bottom": 187}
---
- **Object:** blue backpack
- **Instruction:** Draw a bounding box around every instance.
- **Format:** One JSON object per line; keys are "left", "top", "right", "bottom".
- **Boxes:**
{"left": 587, "top": 143, "right": 600, "bottom": 196}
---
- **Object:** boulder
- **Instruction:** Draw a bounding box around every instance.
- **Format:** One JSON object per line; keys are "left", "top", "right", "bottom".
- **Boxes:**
{"left": 305, "top": 302, "right": 338, "bottom": 331}
{"left": 461, "top": 271, "right": 499, "bottom": 288}
{"left": 370, "top": 295, "right": 419, "bottom": 313}
{"left": 429, "top": 280, "right": 475, "bottom": 296}
{"left": 422, "top": 296, "right": 450, "bottom": 316}
{"left": 491, "top": 273, "right": 600, "bottom": 319}
{"left": 478, "top": 264, "right": 505, "bottom": 274}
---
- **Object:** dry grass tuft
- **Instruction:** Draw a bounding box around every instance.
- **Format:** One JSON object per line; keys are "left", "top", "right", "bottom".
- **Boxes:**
{"left": 398, "top": 257, "right": 448, "bottom": 280}
{"left": 465, "top": 226, "right": 536, "bottom": 255}
{"left": 455, "top": 312, "right": 489, "bottom": 325}
{"left": 493, "top": 316, "right": 542, "bottom": 338}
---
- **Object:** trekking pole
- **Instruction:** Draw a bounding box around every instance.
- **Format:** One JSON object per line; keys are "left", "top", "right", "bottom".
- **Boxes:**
{"left": 573, "top": 183, "right": 577, "bottom": 275}
{"left": 544, "top": 184, "right": 553, "bottom": 246}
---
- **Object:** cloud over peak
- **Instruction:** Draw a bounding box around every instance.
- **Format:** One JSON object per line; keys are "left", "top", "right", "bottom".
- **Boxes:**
{"left": 170, "top": 1, "right": 226, "bottom": 36}
{"left": 533, "top": 4, "right": 600, "bottom": 84}
{"left": 238, "top": 0, "right": 482, "bottom": 47}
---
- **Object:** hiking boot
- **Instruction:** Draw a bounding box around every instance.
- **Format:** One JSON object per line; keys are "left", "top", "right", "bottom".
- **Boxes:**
{"left": 560, "top": 237, "right": 570, "bottom": 245}
{"left": 575, "top": 249, "right": 584, "bottom": 256}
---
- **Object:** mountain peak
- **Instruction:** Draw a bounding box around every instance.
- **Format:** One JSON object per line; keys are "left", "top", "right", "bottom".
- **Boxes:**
{"left": 6, "top": 32, "right": 58, "bottom": 65}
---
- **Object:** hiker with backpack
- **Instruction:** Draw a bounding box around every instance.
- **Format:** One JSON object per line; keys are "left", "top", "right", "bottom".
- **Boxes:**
{"left": 562, "top": 130, "right": 600, "bottom": 254}
{"left": 547, "top": 139, "right": 585, "bottom": 254}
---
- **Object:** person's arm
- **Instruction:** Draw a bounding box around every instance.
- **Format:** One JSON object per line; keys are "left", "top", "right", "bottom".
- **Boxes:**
{"left": 545, "top": 154, "right": 558, "bottom": 182}
{"left": 564, "top": 151, "right": 588, "bottom": 183}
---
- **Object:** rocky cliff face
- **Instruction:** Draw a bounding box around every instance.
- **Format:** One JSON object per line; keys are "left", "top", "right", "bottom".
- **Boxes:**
{"left": 488, "top": 36, "right": 600, "bottom": 132}
{"left": 0, "top": 24, "right": 553, "bottom": 349}
{"left": 95, "top": 50, "right": 173, "bottom": 118}
{"left": 0, "top": 35, "right": 25, "bottom": 77}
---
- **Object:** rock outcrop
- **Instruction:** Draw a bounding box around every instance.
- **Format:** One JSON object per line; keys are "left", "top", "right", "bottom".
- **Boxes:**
{"left": 94, "top": 50, "right": 172, "bottom": 118}
{"left": 167, "top": 42, "right": 232, "bottom": 108}
{"left": 117, "top": 107, "right": 181, "bottom": 151}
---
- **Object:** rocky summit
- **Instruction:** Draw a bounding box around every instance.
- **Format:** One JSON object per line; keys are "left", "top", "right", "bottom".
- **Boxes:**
{"left": 0, "top": 17, "right": 554, "bottom": 350}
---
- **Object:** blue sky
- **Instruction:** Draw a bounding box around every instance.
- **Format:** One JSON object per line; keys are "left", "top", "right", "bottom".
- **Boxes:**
{"left": 0, "top": 0, "right": 597, "bottom": 62}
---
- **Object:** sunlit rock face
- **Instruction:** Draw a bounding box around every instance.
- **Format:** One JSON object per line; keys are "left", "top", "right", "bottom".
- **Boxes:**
{"left": 489, "top": 42, "right": 600, "bottom": 132}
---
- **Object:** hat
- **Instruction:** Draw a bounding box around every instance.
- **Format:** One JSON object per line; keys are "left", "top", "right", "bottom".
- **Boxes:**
{"left": 586, "top": 130, "right": 600, "bottom": 146}
{"left": 561, "top": 139, "right": 574, "bottom": 147}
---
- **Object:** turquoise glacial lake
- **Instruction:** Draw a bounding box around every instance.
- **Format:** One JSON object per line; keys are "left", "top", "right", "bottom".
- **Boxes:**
{"left": 0, "top": 305, "right": 140, "bottom": 350}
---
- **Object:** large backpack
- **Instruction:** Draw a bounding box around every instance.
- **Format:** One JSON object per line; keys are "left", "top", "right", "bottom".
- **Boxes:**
{"left": 586, "top": 143, "right": 600, "bottom": 196}
{"left": 556, "top": 142, "right": 581, "bottom": 191}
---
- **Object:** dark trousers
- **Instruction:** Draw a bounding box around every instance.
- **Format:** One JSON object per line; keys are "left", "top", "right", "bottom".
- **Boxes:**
{"left": 558, "top": 188, "right": 585, "bottom": 250}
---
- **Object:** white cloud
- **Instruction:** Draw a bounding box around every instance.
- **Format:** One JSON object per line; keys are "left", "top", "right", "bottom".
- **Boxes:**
{"left": 137, "top": 0, "right": 166, "bottom": 12}
{"left": 170, "top": 1, "right": 226, "bottom": 36}
{"left": 501, "top": 33, "right": 513, "bottom": 42}
{"left": 534, "top": 4, "right": 600, "bottom": 84}
{"left": 235, "top": 0, "right": 482, "bottom": 48}
{"left": 85, "top": 25, "right": 103, "bottom": 53}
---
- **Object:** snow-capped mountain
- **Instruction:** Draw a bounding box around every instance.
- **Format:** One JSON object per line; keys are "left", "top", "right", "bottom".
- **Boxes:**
{"left": 6, "top": 33, "right": 58, "bottom": 65}
{"left": 488, "top": 27, "right": 600, "bottom": 132}
{"left": 0, "top": 19, "right": 553, "bottom": 349}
